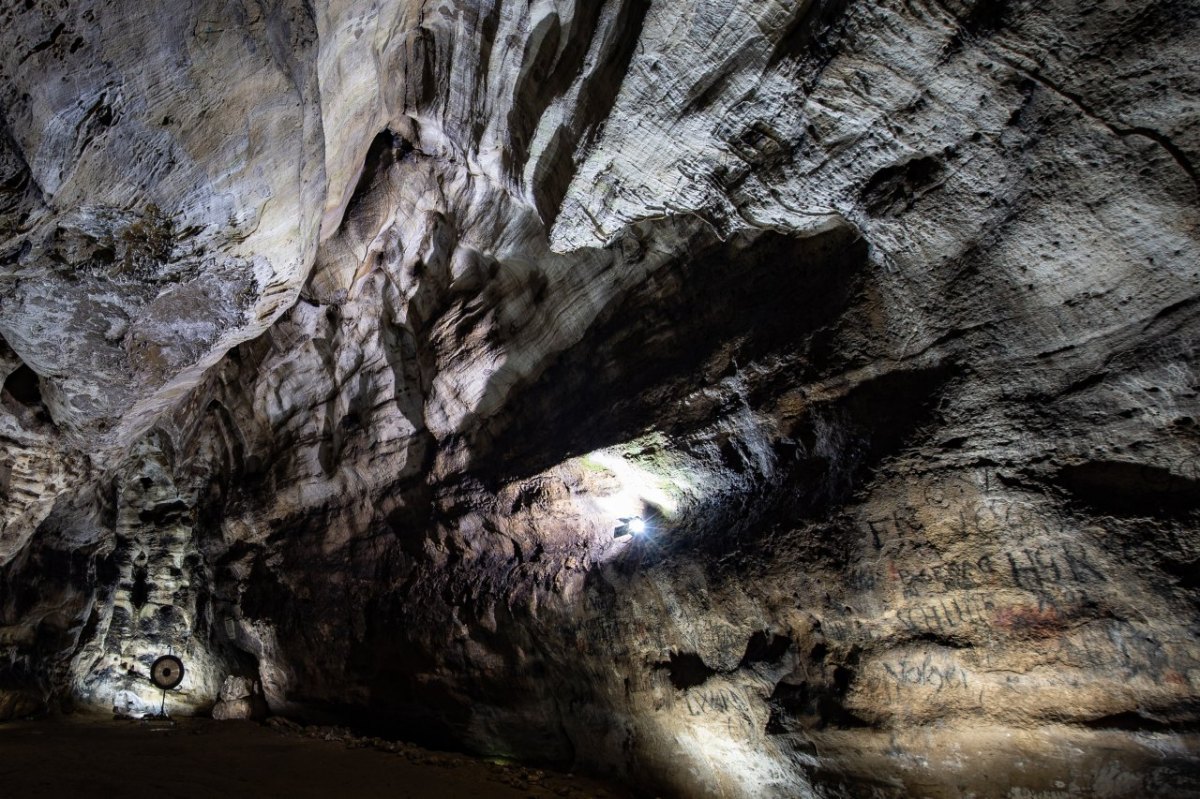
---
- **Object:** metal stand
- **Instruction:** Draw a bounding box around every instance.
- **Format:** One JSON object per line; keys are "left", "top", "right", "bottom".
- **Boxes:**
{"left": 148, "top": 652, "right": 184, "bottom": 723}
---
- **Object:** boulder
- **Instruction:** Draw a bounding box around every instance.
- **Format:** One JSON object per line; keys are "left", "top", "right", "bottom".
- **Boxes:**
{"left": 211, "top": 698, "right": 254, "bottom": 721}
{"left": 219, "top": 676, "right": 256, "bottom": 703}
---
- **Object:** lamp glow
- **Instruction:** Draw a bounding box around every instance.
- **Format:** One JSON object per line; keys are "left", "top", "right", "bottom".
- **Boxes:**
{"left": 628, "top": 517, "right": 646, "bottom": 534}
{"left": 587, "top": 452, "right": 681, "bottom": 516}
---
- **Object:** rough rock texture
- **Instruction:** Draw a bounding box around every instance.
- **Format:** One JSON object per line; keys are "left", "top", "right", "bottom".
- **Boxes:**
{"left": 212, "top": 674, "right": 267, "bottom": 720}
{"left": 220, "top": 675, "right": 256, "bottom": 702}
{"left": 2, "top": 1, "right": 1200, "bottom": 797}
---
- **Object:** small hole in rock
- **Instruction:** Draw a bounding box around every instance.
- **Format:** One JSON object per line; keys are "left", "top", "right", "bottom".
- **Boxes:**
{"left": 2, "top": 365, "right": 42, "bottom": 407}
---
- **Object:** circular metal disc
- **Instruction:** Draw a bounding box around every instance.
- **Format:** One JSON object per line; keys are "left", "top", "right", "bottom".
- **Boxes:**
{"left": 150, "top": 655, "right": 185, "bottom": 690}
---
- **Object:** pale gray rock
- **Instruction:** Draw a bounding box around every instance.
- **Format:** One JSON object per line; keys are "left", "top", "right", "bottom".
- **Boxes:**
{"left": 0, "top": 0, "right": 324, "bottom": 448}
{"left": 0, "top": 1, "right": 1198, "bottom": 797}
{"left": 220, "top": 675, "right": 256, "bottom": 702}
{"left": 213, "top": 676, "right": 268, "bottom": 720}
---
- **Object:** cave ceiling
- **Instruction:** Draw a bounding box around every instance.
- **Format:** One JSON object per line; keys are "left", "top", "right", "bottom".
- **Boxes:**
{"left": 1, "top": 0, "right": 1198, "bottom": 796}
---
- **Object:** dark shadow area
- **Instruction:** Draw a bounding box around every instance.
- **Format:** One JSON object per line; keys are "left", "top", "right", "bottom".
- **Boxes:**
{"left": 1079, "top": 707, "right": 1200, "bottom": 734}
{"left": 765, "top": 665, "right": 869, "bottom": 734}
{"left": 776, "top": 362, "right": 960, "bottom": 517}
{"left": 861, "top": 155, "right": 944, "bottom": 216}
{"left": 466, "top": 223, "right": 869, "bottom": 485}
{"left": 767, "top": 0, "right": 853, "bottom": 73}
{"left": 515, "top": 0, "right": 652, "bottom": 230}
{"left": 1057, "top": 460, "right": 1200, "bottom": 518}
{"left": 0, "top": 718, "right": 627, "bottom": 799}
{"left": 655, "top": 651, "right": 716, "bottom": 690}
{"left": 1, "top": 360, "right": 55, "bottom": 429}
{"left": 2, "top": 363, "right": 40, "bottom": 406}
{"left": 740, "top": 631, "right": 792, "bottom": 667}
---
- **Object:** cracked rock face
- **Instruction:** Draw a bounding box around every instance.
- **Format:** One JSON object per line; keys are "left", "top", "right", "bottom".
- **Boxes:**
{"left": 2, "top": 1, "right": 1200, "bottom": 797}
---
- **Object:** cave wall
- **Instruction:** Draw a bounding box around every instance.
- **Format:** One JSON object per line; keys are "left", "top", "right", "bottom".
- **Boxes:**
{"left": 2, "top": 0, "right": 1199, "bottom": 796}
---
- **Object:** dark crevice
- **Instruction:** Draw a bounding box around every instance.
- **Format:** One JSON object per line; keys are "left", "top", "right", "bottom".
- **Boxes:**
{"left": 17, "top": 22, "right": 66, "bottom": 65}
{"left": 656, "top": 651, "right": 716, "bottom": 690}
{"left": 1145, "top": 295, "right": 1200, "bottom": 331}
{"left": 353, "top": 130, "right": 412, "bottom": 205}
{"left": 861, "top": 155, "right": 945, "bottom": 216}
{"left": 767, "top": 0, "right": 853, "bottom": 72}
{"left": 1057, "top": 371, "right": 1108, "bottom": 397}
{"left": 1078, "top": 710, "right": 1200, "bottom": 733}
{"left": 1020, "top": 70, "right": 1199, "bottom": 196}
{"left": 130, "top": 565, "right": 150, "bottom": 609}
{"left": 2, "top": 363, "right": 41, "bottom": 407}
{"left": 1057, "top": 461, "right": 1200, "bottom": 518}
{"left": 740, "top": 631, "right": 792, "bottom": 667}
{"left": 908, "top": 630, "right": 976, "bottom": 649}
{"left": 961, "top": 0, "right": 1009, "bottom": 35}
{"left": 1, "top": 362, "right": 56, "bottom": 429}
{"left": 939, "top": 0, "right": 1014, "bottom": 58}
{"left": 766, "top": 671, "right": 870, "bottom": 733}
{"left": 1111, "top": 125, "right": 1200, "bottom": 193}
{"left": 1159, "top": 556, "right": 1200, "bottom": 591}
{"left": 137, "top": 498, "right": 190, "bottom": 526}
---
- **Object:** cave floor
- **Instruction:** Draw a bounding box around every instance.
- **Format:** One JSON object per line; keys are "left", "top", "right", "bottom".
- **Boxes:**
{"left": 0, "top": 716, "right": 628, "bottom": 799}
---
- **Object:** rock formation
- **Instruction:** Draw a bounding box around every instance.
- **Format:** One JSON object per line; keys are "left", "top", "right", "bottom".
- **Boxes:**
{"left": 1, "top": 0, "right": 1198, "bottom": 796}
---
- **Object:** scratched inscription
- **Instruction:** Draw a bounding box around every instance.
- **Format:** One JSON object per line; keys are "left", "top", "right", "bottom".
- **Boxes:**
{"left": 896, "top": 593, "right": 996, "bottom": 633}
{"left": 684, "top": 687, "right": 753, "bottom": 717}
{"left": 897, "top": 555, "right": 996, "bottom": 598}
{"left": 881, "top": 654, "right": 970, "bottom": 694}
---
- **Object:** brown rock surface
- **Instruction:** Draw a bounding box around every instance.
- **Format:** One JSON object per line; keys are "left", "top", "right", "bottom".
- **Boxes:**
{"left": 1, "top": 0, "right": 1198, "bottom": 797}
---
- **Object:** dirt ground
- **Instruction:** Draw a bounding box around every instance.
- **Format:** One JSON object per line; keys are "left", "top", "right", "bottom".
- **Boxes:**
{"left": 0, "top": 716, "right": 632, "bottom": 799}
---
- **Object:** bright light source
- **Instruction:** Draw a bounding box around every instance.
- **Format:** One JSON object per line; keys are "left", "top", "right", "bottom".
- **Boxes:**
{"left": 587, "top": 451, "right": 681, "bottom": 516}
{"left": 613, "top": 516, "right": 646, "bottom": 539}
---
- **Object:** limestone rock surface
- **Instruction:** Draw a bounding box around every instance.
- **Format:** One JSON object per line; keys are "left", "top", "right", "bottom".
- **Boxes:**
{"left": 2, "top": 1, "right": 1199, "bottom": 797}
{"left": 220, "top": 675, "right": 256, "bottom": 702}
{"left": 212, "top": 674, "right": 268, "bottom": 720}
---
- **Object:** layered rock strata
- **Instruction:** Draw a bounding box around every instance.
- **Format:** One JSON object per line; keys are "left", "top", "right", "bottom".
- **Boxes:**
{"left": 1, "top": 1, "right": 1199, "bottom": 796}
